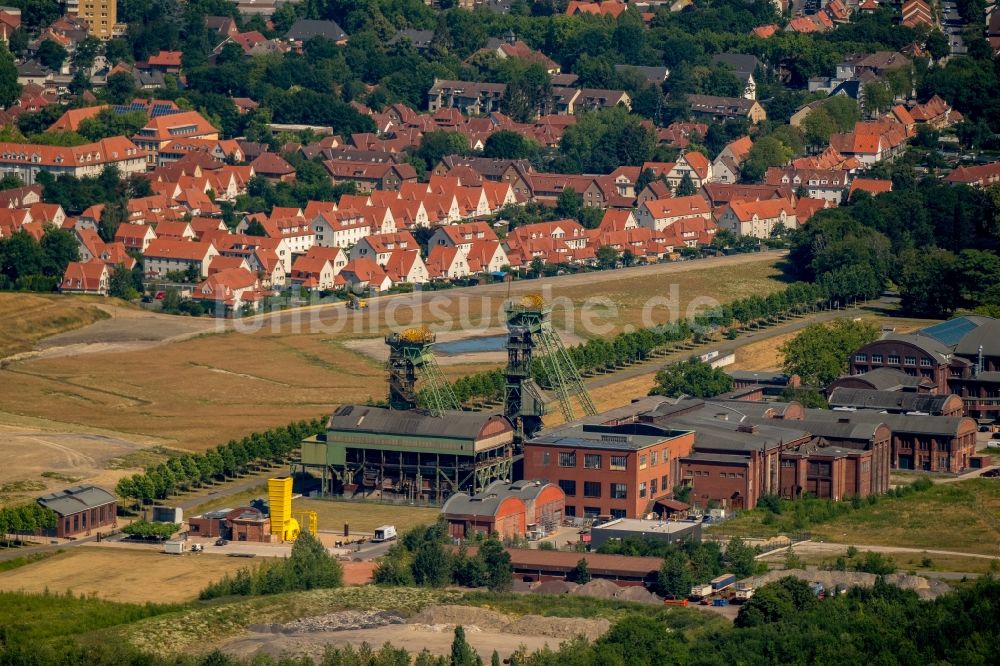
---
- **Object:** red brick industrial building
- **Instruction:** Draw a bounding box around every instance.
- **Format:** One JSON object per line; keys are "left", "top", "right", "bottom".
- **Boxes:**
{"left": 36, "top": 485, "right": 117, "bottom": 538}
{"left": 188, "top": 507, "right": 272, "bottom": 541}
{"left": 840, "top": 316, "right": 1000, "bottom": 423}
{"left": 523, "top": 412, "right": 696, "bottom": 520}
{"left": 441, "top": 479, "right": 565, "bottom": 539}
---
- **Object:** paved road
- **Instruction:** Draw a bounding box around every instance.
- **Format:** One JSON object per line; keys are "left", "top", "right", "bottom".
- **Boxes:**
{"left": 586, "top": 299, "right": 877, "bottom": 390}
{"left": 172, "top": 469, "right": 278, "bottom": 511}
{"left": 243, "top": 250, "right": 789, "bottom": 328}
{"left": 761, "top": 539, "right": 1000, "bottom": 561}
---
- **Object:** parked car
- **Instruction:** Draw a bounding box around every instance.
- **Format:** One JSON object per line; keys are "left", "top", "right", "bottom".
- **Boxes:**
{"left": 215, "top": 538, "right": 227, "bottom": 546}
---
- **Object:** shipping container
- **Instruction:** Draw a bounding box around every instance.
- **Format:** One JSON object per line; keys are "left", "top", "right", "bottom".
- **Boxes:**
{"left": 711, "top": 573, "right": 736, "bottom": 591}
{"left": 712, "top": 598, "right": 729, "bottom": 606}
{"left": 734, "top": 586, "right": 755, "bottom": 601}
{"left": 163, "top": 540, "right": 186, "bottom": 555}
{"left": 372, "top": 525, "right": 397, "bottom": 542}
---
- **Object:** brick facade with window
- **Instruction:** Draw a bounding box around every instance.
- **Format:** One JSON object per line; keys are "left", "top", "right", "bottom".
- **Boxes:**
{"left": 523, "top": 423, "right": 695, "bottom": 519}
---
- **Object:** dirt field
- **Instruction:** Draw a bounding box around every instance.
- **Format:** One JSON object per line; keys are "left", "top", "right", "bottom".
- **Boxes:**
{"left": 0, "top": 413, "right": 162, "bottom": 507}
{"left": 0, "top": 293, "right": 111, "bottom": 359}
{"left": 0, "top": 546, "right": 252, "bottom": 603}
{"left": 0, "top": 254, "right": 786, "bottom": 451}
{"left": 222, "top": 604, "right": 609, "bottom": 662}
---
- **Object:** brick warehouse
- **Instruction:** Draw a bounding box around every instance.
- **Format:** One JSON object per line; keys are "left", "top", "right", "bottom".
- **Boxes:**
{"left": 36, "top": 485, "right": 117, "bottom": 538}
{"left": 441, "top": 479, "right": 565, "bottom": 539}
{"left": 523, "top": 417, "right": 695, "bottom": 519}
{"left": 840, "top": 316, "right": 1000, "bottom": 423}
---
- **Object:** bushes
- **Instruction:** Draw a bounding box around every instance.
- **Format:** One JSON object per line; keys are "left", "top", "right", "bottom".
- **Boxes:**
{"left": 115, "top": 418, "right": 326, "bottom": 507}
{"left": 121, "top": 520, "right": 179, "bottom": 540}
{"left": 753, "top": 479, "right": 936, "bottom": 532}
{"left": 373, "top": 523, "right": 513, "bottom": 593}
{"left": 199, "top": 532, "right": 342, "bottom": 600}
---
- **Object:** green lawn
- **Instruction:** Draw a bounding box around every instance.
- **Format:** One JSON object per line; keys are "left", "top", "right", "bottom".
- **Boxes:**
{"left": 712, "top": 479, "right": 1000, "bottom": 555}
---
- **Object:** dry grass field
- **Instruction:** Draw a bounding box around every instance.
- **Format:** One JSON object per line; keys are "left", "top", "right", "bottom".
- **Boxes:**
{"left": 807, "top": 479, "right": 1000, "bottom": 555}
{"left": 186, "top": 484, "right": 441, "bottom": 535}
{"left": 0, "top": 411, "right": 165, "bottom": 507}
{"left": 0, "top": 546, "right": 252, "bottom": 603}
{"left": 0, "top": 254, "right": 786, "bottom": 452}
{"left": 0, "top": 293, "right": 110, "bottom": 358}
{"left": 292, "top": 498, "right": 441, "bottom": 535}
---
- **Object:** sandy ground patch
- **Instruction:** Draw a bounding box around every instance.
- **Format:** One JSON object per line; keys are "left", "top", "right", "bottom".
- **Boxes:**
{"left": 222, "top": 604, "right": 609, "bottom": 662}
{"left": 0, "top": 546, "right": 252, "bottom": 603}
{"left": 0, "top": 420, "right": 157, "bottom": 506}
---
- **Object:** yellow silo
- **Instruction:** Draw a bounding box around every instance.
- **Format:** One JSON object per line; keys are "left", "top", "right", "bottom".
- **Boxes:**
{"left": 267, "top": 476, "right": 300, "bottom": 541}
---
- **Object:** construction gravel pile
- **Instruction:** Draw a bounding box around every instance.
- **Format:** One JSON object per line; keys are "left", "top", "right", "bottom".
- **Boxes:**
{"left": 569, "top": 579, "right": 621, "bottom": 599}
{"left": 259, "top": 610, "right": 406, "bottom": 634}
{"left": 752, "top": 569, "right": 950, "bottom": 599}
{"left": 411, "top": 604, "right": 610, "bottom": 640}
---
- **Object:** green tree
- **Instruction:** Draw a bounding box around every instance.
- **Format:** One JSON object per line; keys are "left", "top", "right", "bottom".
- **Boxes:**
{"left": 39, "top": 227, "right": 80, "bottom": 276}
{"left": 595, "top": 614, "right": 686, "bottom": 666}
{"left": 802, "top": 107, "right": 836, "bottom": 148}
{"left": 780, "top": 319, "right": 879, "bottom": 387}
{"left": 244, "top": 219, "right": 267, "bottom": 237}
{"left": 105, "top": 71, "right": 137, "bottom": 104}
{"left": 657, "top": 549, "right": 694, "bottom": 597}
{"left": 499, "top": 61, "right": 552, "bottom": 122}
{"left": 596, "top": 245, "right": 620, "bottom": 269}
{"left": 416, "top": 131, "right": 469, "bottom": 170}
{"left": 735, "top": 576, "right": 818, "bottom": 628}
{"left": 675, "top": 172, "right": 697, "bottom": 197}
{"left": 568, "top": 558, "right": 592, "bottom": 584}
{"left": 555, "top": 187, "right": 582, "bottom": 220}
{"left": 742, "top": 136, "right": 793, "bottom": 183}
{"left": 412, "top": 540, "right": 452, "bottom": 587}
{"left": 479, "top": 536, "right": 512, "bottom": 592}
{"left": 897, "top": 247, "right": 960, "bottom": 316}
{"left": 823, "top": 95, "right": 860, "bottom": 131}
{"left": 289, "top": 531, "right": 344, "bottom": 590}
{"left": 649, "top": 358, "right": 734, "bottom": 398}
{"left": 483, "top": 130, "right": 537, "bottom": 159}
{"left": 450, "top": 626, "right": 480, "bottom": 666}
{"left": 724, "top": 537, "right": 759, "bottom": 578}
{"left": 862, "top": 80, "right": 893, "bottom": 116}
{"left": 0, "top": 42, "right": 20, "bottom": 108}
{"left": 35, "top": 39, "right": 68, "bottom": 71}
{"left": 108, "top": 263, "right": 139, "bottom": 300}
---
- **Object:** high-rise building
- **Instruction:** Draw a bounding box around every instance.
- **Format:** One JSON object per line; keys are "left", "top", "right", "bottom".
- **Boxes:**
{"left": 69, "top": 0, "right": 117, "bottom": 39}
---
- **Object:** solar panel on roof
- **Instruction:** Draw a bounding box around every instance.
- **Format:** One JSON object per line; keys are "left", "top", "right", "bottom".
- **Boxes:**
{"left": 921, "top": 317, "right": 980, "bottom": 347}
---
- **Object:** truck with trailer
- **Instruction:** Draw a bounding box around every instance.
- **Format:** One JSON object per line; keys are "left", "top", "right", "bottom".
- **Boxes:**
{"left": 689, "top": 583, "right": 714, "bottom": 600}
{"left": 711, "top": 573, "right": 736, "bottom": 592}
{"left": 372, "top": 525, "right": 397, "bottom": 543}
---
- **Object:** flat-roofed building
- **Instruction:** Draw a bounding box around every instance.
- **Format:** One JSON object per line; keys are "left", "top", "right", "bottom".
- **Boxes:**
{"left": 523, "top": 418, "right": 695, "bottom": 520}
{"left": 589, "top": 517, "right": 701, "bottom": 550}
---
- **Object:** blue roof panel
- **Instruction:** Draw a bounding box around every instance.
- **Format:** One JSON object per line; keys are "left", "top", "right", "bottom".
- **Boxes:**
{"left": 921, "top": 317, "right": 981, "bottom": 347}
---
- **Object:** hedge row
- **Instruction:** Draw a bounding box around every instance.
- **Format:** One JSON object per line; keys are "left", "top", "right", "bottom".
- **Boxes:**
{"left": 451, "top": 281, "right": 832, "bottom": 403}
{"left": 115, "top": 419, "right": 325, "bottom": 506}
